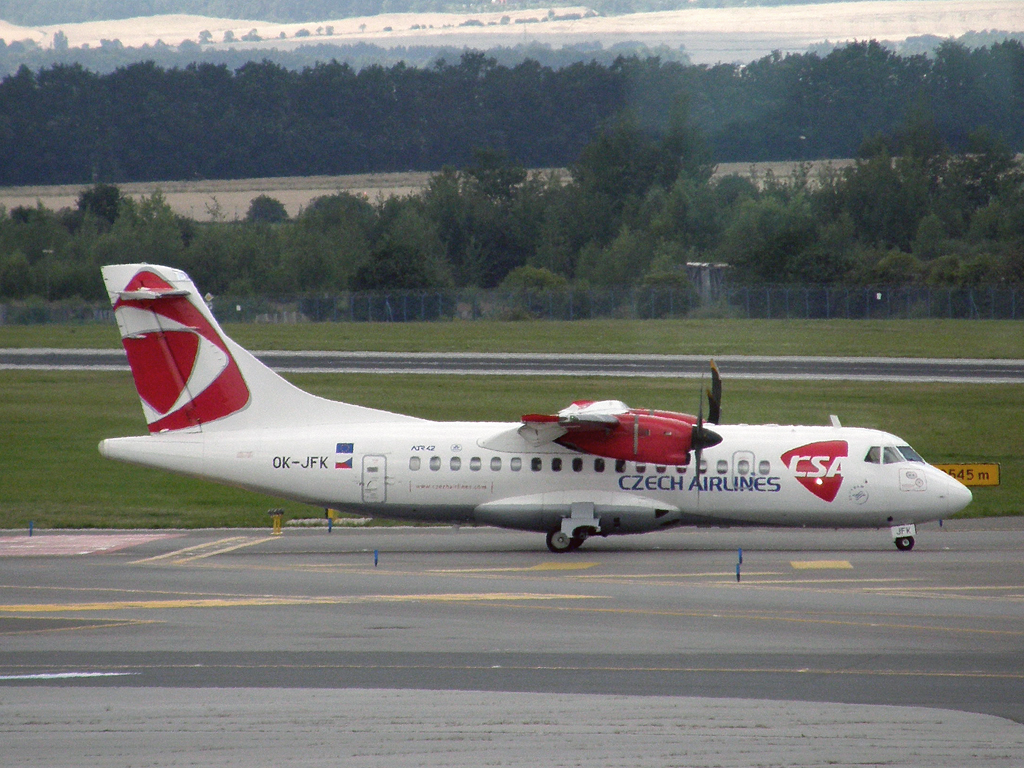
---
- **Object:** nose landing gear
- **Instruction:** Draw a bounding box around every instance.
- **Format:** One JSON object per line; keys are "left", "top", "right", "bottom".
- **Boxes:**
{"left": 891, "top": 523, "right": 917, "bottom": 551}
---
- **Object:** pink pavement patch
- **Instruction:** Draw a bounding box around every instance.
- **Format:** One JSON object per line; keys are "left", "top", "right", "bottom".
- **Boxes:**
{"left": 0, "top": 533, "right": 182, "bottom": 556}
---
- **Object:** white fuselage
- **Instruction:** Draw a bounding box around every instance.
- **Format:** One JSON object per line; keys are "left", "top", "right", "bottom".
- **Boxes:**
{"left": 101, "top": 420, "right": 970, "bottom": 537}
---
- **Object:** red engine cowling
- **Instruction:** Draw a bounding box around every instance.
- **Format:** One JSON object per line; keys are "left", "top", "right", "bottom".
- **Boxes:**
{"left": 557, "top": 410, "right": 699, "bottom": 466}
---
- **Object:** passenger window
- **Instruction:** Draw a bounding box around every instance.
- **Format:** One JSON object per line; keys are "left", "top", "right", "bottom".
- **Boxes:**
{"left": 716, "top": 459, "right": 728, "bottom": 474}
{"left": 758, "top": 460, "right": 770, "bottom": 475}
{"left": 490, "top": 457, "right": 501, "bottom": 471}
{"left": 736, "top": 459, "right": 750, "bottom": 475}
{"left": 594, "top": 458, "right": 605, "bottom": 473}
{"left": 409, "top": 456, "right": 421, "bottom": 471}
{"left": 531, "top": 457, "right": 542, "bottom": 472}
{"left": 655, "top": 465, "right": 666, "bottom": 474}
{"left": 676, "top": 465, "right": 687, "bottom": 474}
{"left": 552, "top": 458, "right": 562, "bottom": 472}
{"left": 635, "top": 463, "right": 646, "bottom": 473}
{"left": 572, "top": 457, "right": 583, "bottom": 472}
{"left": 429, "top": 456, "right": 441, "bottom": 471}
{"left": 883, "top": 446, "right": 902, "bottom": 464}
{"left": 450, "top": 456, "right": 461, "bottom": 471}
{"left": 865, "top": 447, "right": 881, "bottom": 463}
{"left": 470, "top": 457, "right": 481, "bottom": 471}
{"left": 615, "top": 459, "right": 626, "bottom": 473}
{"left": 510, "top": 457, "right": 522, "bottom": 471}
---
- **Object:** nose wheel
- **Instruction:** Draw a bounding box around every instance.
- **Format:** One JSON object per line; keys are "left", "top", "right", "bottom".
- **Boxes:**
{"left": 894, "top": 536, "right": 915, "bottom": 551}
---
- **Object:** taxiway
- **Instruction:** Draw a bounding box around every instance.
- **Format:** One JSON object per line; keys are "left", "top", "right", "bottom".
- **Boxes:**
{"left": 1, "top": 520, "right": 1022, "bottom": 766}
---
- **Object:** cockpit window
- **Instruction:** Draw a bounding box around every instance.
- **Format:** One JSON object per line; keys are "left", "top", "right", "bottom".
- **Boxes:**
{"left": 882, "top": 446, "right": 902, "bottom": 464}
{"left": 865, "top": 447, "right": 881, "bottom": 463}
{"left": 898, "top": 445, "right": 925, "bottom": 462}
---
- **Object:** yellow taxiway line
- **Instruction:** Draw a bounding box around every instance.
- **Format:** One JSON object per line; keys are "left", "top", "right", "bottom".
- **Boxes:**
{"left": 791, "top": 560, "right": 854, "bottom": 569}
{"left": 0, "top": 592, "right": 605, "bottom": 614}
{"left": 130, "top": 536, "right": 278, "bottom": 565}
{"left": 429, "top": 562, "right": 599, "bottom": 573}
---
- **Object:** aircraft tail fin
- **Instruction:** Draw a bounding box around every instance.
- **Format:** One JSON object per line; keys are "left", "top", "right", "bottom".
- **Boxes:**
{"left": 102, "top": 264, "right": 416, "bottom": 433}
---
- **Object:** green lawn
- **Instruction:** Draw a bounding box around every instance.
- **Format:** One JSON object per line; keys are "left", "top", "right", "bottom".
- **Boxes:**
{"left": 2, "top": 318, "right": 1023, "bottom": 358}
{"left": 1, "top": 369, "right": 1018, "bottom": 529}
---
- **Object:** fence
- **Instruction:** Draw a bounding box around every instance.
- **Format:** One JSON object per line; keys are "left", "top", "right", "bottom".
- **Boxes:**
{"left": 1, "top": 285, "right": 1021, "bottom": 324}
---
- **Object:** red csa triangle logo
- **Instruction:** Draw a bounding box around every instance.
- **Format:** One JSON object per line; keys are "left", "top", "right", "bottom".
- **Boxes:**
{"left": 114, "top": 270, "right": 249, "bottom": 432}
{"left": 780, "top": 441, "right": 848, "bottom": 503}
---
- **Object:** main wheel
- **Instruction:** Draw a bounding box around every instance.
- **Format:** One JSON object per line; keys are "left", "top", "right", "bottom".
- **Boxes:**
{"left": 894, "top": 536, "right": 915, "bottom": 551}
{"left": 567, "top": 532, "right": 588, "bottom": 551}
{"left": 546, "top": 530, "right": 572, "bottom": 553}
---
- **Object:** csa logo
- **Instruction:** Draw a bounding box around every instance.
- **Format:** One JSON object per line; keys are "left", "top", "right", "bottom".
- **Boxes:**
{"left": 780, "top": 441, "right": 848, "bottom": 503}
{"left": 114, "top": 269, "right": 249, "bottom": 432}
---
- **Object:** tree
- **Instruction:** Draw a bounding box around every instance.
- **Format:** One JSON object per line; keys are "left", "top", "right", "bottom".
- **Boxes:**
{"left": 499, "top": 265, "right": 567, "bottom": 291}
{"left": 77, "top": 184, "right": 123, "bottom": 228}
{"left": 352, "top": 204, "right": 451, "bottom": 290}
{"left": 464, "top": 148, "right": 526, "bottom": 202}
{"left": 246, "top": 195, "right": 288, "bottom": 224}
{"left": 718, "top": 195, "right": 825, "bottom": 283}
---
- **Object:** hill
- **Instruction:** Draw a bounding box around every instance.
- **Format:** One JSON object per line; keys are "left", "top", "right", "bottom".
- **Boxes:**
{"left": 2, "top": 1, "right": 1023, "bottom": 67}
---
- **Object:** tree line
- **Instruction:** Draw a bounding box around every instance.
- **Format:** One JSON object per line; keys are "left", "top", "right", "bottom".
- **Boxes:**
{"left": 0, "top": 37, "right": 693, "bottom": 79}
{"left": 2, "top": 40, "right": 1024, "bottom": 187}
{"left": 2, "top": 111, "right": 1022, "bottom": 303}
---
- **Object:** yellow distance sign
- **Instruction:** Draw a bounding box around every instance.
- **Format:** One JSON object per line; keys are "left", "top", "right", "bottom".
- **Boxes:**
{"left": 932, "top": 463, "right": 1000, "bottom": 487}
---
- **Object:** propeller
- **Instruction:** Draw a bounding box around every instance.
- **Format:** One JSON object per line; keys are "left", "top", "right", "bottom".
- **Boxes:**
{"left": 691, "top": 361, "right": 723, "bottom": 491}
{"left": 691, "top": 394, "right": 722, "bottom": 475}
{"left": 707, "top": 359, "right": 722, "bottom": 425}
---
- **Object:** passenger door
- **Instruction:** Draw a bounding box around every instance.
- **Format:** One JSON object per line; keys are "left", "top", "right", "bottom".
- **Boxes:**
{"left": 361, "top": 455, "right": 387, "bottom": 503}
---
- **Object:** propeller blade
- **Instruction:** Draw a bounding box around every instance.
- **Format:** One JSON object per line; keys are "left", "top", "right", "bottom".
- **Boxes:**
{"left": 707, "top": 359, "right": 722, "bottom": 425}
{"left": 691, "top": 380, "right": 722, "bottom": 487}
{"left": 694, "top": 394, "right": 705, "bottom": 491}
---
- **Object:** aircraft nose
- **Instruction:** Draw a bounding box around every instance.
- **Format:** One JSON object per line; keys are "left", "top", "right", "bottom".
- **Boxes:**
{"left": 945, "top": 474, "right": 973, "bottom": 515}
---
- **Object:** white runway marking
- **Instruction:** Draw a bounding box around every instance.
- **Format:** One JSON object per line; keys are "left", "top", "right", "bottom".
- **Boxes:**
{"left": 0, "top": 671, "right": 138, "bottom": 680}
{"left": 0, "top": 534, "right": 180, "bottom": 557}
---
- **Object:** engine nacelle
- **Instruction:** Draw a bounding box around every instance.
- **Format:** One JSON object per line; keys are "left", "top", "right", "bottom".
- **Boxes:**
{"left": 557, "top": 411, "right": 700, "bottom": 466}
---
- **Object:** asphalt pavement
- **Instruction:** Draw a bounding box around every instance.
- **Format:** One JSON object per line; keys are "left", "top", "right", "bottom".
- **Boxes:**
{"left": 4, "top": 347, "right": 1024, "bottom": 383}
{"left": 1, "top": 520, "right": 1022, "bottom": 766}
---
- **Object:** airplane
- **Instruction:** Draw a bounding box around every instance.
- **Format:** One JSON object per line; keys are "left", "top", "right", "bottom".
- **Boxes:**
{"left": 99, "top": 263, "right": 973, "bottom": 553}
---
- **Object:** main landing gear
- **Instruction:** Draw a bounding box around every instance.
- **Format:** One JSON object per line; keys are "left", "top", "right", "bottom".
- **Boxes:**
{"left": 546, "top": 529, "right": 588, "bottom": 553}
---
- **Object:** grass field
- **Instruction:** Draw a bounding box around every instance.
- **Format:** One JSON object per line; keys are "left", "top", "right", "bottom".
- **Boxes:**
{"left": 1, "top": 367, "right": 1019, "bottom": 530}
{"left": 3, "top": 318, "right": 1024, "bottom": 358}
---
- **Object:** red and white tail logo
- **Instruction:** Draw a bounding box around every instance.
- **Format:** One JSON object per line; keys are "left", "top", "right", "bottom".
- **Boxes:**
{"left": 781, "top": 441, "right": 848, "bottom": 503}
{"left": 112, "top": 268, "right": 249, "bottom": 432}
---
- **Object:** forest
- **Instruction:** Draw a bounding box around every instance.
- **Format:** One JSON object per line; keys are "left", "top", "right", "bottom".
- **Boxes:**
{"left": 3, "top": 41, "right": 1024, "bottom": 185}
{"left": 2, "top": 39, "right": 1024, "bottom": 303}
{"left": 2, "top": 103, "right": 1022, "bottom": 303}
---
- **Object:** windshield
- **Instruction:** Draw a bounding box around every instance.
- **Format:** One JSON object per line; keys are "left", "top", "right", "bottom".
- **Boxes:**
{"left": 865, "top": 445, "right": 926, "bottom": 464}
{"left": 898, "top": 445, "right": 925, "bottom": 463}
